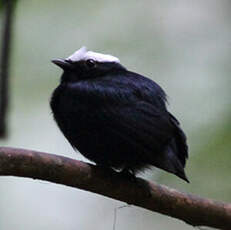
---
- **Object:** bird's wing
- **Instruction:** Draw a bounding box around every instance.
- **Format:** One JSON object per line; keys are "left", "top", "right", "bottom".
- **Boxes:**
{"left": 120, "top": 72, "right": 188, "bottom": 168}
{"left": 89, "top": 72, "right": 188, "bottom": 176}
{"left": 93, "top": 100, "right": 188, "bottom": 180}
{"left": 95, "top": 100, "right": 174, "bottom": 156}
{"left": 76, "top": 72, "right": 174, "bottom": 155}
{"left": 73, "top": 72, "right": 188, "bottom": 176}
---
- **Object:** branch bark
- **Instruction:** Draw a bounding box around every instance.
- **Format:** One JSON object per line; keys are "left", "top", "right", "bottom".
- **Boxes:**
{"left": 0, "top": 147, "right": 230, "bottom": 229}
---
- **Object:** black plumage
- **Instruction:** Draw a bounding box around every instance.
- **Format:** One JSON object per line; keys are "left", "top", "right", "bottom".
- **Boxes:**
{"left": 50, "top": 48, "right": 189, "bottom": 182}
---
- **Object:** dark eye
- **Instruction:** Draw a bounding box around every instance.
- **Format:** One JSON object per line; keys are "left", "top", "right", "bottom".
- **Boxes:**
{"left": 86, "top": 59, "right": 96, "bottom": 68}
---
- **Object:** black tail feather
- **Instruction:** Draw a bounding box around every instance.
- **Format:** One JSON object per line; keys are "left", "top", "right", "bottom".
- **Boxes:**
{"left": 168, "top": 113, "right": 188, "bottom": 168}
{"left": 175, "top": 167, "right": 190, "bottom": 183}
{"left": 165, "top": 146, "right": 189, "bottom": 182}
{"left": 151, "top": 145, "right": 189, "bottom": 183}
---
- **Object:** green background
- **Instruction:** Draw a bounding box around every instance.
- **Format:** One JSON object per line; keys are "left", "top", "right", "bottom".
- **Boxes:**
{"left": 0, "top": 0, "right": 231, "bottom": 229}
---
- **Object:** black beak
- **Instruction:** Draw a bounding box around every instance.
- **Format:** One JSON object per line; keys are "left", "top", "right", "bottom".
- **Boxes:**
{"left": 52, "top": 59, "right": 73, "bottom": 70}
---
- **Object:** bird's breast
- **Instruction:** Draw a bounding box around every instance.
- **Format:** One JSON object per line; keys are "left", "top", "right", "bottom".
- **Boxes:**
{"left": 51, "top": 84, "right": 100, "bottom": 137}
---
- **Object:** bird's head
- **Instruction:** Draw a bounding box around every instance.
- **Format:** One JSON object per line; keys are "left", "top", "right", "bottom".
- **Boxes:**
{"left": 52, "top": 46, "right": 125, "bottom": 83}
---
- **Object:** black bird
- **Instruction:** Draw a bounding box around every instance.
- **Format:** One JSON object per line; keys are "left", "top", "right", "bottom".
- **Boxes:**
{"left": 50, "top": 47, "right": 189, "bottom": 182}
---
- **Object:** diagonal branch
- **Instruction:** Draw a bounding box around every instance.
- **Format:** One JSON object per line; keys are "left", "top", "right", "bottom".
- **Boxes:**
{"left": 0, "top": 146, "right": 230, "bottom": 229}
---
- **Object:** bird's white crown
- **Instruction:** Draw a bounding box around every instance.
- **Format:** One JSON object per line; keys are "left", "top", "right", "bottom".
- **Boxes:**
{"left": 66, "top": 46, "right": 120, "bottom": 63}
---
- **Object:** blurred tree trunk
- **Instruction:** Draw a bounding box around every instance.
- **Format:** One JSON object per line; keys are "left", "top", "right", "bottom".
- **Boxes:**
{"left": 0, "top": 0, "right": 17, "bottom": 138}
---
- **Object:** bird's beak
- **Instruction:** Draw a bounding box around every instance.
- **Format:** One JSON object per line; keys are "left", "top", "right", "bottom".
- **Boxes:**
{"left": 52, "top": 59, "right": 73, "bottom": 70}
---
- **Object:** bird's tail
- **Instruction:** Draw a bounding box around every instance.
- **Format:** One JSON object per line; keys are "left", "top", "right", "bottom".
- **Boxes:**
{"left": 165, "top": 112, "right": 189, "bottom": 182}
{"left": 151, "top": 113, "right": 189, "bottom": 182}
{"left": 163, "top": 144, "right": 189, "bottom": 182}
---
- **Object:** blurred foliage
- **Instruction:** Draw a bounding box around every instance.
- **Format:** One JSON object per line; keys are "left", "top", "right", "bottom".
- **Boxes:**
{"left": 0, "top": 0, "right": 230, "bottom": 229}
{"left": 0, "top": 0, "right": 3, "bottom": 11}
{"left": 0, "top": 0, "right": 17, "bottom": 12}
{"left": 190, "top": 116, "right": 231, "bottom": 201}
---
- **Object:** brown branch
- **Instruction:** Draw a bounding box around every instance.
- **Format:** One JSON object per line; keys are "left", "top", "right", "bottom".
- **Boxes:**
{"left": 0, "top": 0, "right": 17, "bottom": 138}
{"left": 0, "top": 147, "right": 230, "bottom": 229}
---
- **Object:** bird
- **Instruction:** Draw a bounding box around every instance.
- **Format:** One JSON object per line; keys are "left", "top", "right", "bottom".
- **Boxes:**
{"left": 50, "top": 46, "right": 189, "bottom": 182}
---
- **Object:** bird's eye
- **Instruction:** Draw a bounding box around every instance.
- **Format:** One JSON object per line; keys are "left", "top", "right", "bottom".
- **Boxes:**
{"left": 86, "top": 59, "right": 96, "bottom": 68}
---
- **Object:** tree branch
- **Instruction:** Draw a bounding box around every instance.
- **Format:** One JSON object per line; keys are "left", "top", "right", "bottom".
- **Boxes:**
{"left": 0, "top": 147, "right": 230, "bottom": 229}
